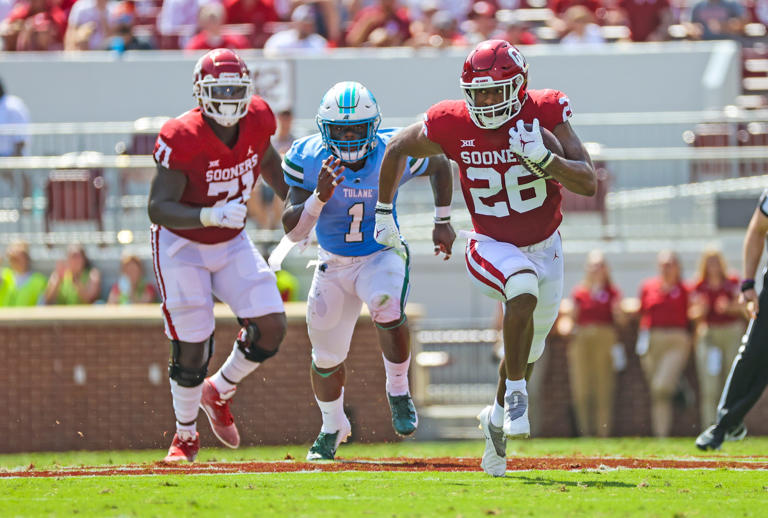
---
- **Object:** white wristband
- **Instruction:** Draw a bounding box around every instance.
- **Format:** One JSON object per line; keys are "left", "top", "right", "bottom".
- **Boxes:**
{"left": 200, "top": 207, "right": 215, "bottom": 227}
{"left": 434, "top": 205, "right": 451, "bottom": 224}
{"left": 304, "top": 191, "right": 326, "bottom": 217}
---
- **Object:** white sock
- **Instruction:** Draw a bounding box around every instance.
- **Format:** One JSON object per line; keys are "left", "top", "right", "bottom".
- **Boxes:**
{"left": 212, "top": 344, "right": 260, "bottom": 393}
{"left": 170, "top": 379, "right": 203, "bottom": 426}
{"left": 176, "top": 421, "right": 197, "bottom": 440}
{"left": 505, "top": 378, "right": 527, "bottom": 396}
{"left": 316, "top": 388, "right": 347, "bottom": 433}
{"left": 491, "top": 401, "right": 505, "bottom": 427}
{"left": 383, "top": 354, "right": 410, "bottom": 396}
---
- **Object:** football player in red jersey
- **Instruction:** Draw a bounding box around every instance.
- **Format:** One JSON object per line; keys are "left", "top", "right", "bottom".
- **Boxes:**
{"left": 375, "top": 40, "right": 596, "bottom": 477}
{"left": 148, "top": 48, "right": 289, "bottom": 462}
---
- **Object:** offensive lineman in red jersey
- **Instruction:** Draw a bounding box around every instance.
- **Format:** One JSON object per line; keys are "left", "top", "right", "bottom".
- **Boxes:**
{"left": 375, "top": 40, "right": 596, "bottom": 477}
{"left": 148, "top": 48, "right": 289, "bottom": 462}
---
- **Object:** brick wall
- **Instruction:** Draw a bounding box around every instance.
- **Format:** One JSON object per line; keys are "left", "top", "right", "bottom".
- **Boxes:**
{"left": 535, "top": 318, "right": 768, "bottom": 438}
{"left": 2, "top": 305, "right": 766, "bottom": 453}
{"left": 0, "top": 304, "right": 398, "bottom": 453}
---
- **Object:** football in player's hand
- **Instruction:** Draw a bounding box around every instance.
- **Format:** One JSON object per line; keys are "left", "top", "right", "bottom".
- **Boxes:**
{"left": 519, "top": 124, "right": 563, "bottom": 179}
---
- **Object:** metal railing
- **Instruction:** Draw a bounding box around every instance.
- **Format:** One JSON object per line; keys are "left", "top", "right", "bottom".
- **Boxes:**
{"left": 2, "top": 109, "right": 768, "bottom": 252}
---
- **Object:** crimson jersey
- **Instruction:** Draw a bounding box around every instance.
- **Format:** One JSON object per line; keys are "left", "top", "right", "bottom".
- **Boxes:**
{"left": 424, "top": 89, "right": 573, "bottom": 247}
{"left": 153, "top": 96, "right": 276, "bottom": 244}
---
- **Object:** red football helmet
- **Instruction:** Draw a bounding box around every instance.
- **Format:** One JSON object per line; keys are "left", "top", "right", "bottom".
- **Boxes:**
{"left": 460, "top": 39, "right": 528, "bottom": 129}
{"left": 193, "top": 48, "right": 253, "bottom": 127}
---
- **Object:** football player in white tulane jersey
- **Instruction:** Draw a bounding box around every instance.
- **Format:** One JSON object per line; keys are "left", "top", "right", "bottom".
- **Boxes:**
{"left": 270, "top": 81, "right": 456, "bottom": 460}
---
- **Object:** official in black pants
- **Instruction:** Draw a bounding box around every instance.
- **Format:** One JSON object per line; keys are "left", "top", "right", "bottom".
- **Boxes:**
{"left": 696, "top": 190, "right": 768, "bottom": 450}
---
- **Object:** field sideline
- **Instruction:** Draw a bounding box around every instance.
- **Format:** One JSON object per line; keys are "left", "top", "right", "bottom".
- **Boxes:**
{"left": 2, "top": 438, "right": 768, "bottom": 517}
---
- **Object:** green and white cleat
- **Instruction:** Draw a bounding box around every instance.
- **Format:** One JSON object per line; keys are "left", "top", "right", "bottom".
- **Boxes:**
{"left": 387, "top": 393, "right": 418, "bottom": 437}
{"left": 306, "top": 418, "right": 352, "bottom": 461}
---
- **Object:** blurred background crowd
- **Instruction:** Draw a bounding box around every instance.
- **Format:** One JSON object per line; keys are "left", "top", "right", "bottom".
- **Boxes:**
{"left": 0, "top": 0, "right": 766, "bottom": 53}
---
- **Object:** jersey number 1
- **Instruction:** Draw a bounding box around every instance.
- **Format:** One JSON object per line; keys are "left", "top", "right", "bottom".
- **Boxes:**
{"left": 345, "top": 203, "right": 364, "bottom": 242}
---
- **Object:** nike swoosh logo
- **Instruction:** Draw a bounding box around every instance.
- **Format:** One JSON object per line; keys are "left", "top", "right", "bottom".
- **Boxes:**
{"left": 375, "top": 229, "right": 384, "bottom": 238}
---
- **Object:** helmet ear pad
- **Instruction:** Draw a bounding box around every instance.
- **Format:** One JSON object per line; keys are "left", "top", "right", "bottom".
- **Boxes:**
{"left": 316, "top": 81, "right": 382, "bottom": 162}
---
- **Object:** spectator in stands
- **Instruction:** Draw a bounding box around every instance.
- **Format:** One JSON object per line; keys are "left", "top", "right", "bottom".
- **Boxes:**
{"left": 223, "top": 0, "right": 279, "bottom": 47}
{"left": 689, "top": 248, "right": 746, "bottom": 429}
{"left": 107, "top": 252, "right": 157, "bottom": 304}
{"left": 64, "top": 0, "right": 113, "bottom": 50}
{"left": 561, "top": 251, "right": 623, "bottom": 437}
{"left": 185, "top": 2, "right": 249, "bottom": 50}
{"left": 559, "top": 5, "right": 605, "bottom": 45}
{"left": 263, "top": 4, "right": 328, "bottom": 54}
{"left": 550, "top": 0, "right": 604, "bottom": 19}
{"left": 295, "top": 1, "right": 342, "bottom": 47}
{"left": 0, "top": 240, "right": 47, "bottom": 306}
{"left": 637, "top": 250, "right": 691, "bottom": 438}
{"left": 104, "top": 1, "right": 154, "bottom": 51}
{"left": 272, "top": 107, "right": 295, "bottom": 155}
{"left": 0, "top": 0, "right": 66, "bottom": 51}
{"left": 497, "top": 10, "right": 538, "bottom": 46}
{"left": 44, "top": 244, "right": 102, "bottom": 305}
{"left": 409, "top": 9, "right": 467, "bottom": 48}
{"left": 752, "top": 0, "right": 768, "bottom": 26}
{"left": 683, "top": 0, "right": 747, "bottom": 40}
{"left": 616, "top": 0, "right": 672, "bottom": 41}
{"left": 345, "top": 0, "right": 411, "bottom": 47}
{"left": 0, "top": 78, "right": 30, "bottom": 158}
{"left": 157, "top": 0, "right": 212, "bottom": 48}
{"left": 463, "top": 1, "right": 500, "bottom": 46}
{"left": 248, "top": 177, "right": 283, "bottom": 229}
{"left": 15, "top": 12, "right": 65, "bottom": 50}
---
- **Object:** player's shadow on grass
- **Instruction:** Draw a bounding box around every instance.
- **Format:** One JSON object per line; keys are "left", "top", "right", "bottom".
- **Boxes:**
{"left": 507, "top": 474, "right": 635, "bottom": 488}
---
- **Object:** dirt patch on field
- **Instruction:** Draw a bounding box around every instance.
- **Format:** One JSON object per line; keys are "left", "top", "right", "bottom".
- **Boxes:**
{"left": 3, "top": 456, "right": 768, "bottom": 478}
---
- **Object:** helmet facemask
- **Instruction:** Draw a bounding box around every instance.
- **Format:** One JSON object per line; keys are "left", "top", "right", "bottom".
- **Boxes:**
{"left": 194, "top": 72, "right": 253, "bottom": 127}
{"left": 316, "top": 81, "right": 382, "bottom": 163}
{"left": 461, "top": 73, "right": 526, "bottom": 129}
{"left": 317, "top": 117, "right": 381, "bottom": 163}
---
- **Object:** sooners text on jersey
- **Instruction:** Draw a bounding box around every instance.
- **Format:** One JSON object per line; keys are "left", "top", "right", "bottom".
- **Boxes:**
{"left": 153, "top": 95, "right": 277, "bottom": 244}
{"left": 424, "top": 89, "right": 573, "bottom": 247}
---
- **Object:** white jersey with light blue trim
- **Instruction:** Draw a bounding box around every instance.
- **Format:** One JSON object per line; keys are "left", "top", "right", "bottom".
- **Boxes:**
{"left": 283, "top": 128, "right": 429, "bottom": 257}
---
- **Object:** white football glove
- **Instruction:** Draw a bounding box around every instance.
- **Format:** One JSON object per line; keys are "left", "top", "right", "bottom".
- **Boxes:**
{"left": 200, "top": 199, "right": 247, "bottom": 229}
{"left": 373, "top": 201, "right": 402, "bottom": 249}
{"left": 509, "top": 118, "right": 552, "bottom": 166}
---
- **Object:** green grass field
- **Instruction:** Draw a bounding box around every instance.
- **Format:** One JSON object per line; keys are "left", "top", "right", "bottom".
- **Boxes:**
{"left": 2, "top": 438, "right": 768, "bottom": 517}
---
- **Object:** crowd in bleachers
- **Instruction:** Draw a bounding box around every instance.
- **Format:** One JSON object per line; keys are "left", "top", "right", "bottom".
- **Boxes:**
{"left": 0, "top": 0, "right": 766, "bottom": 52}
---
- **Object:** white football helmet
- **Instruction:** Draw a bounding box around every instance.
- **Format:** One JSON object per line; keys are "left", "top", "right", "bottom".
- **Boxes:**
{"left": 316, "top": 81, "right": 381, "bottom": 163}
{"left": 193, "top": 48, "right": 253, "bottom": 127}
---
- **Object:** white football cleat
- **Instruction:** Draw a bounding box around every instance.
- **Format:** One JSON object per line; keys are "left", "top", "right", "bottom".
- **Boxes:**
{"left": 477, "top": 405, "right": 507, "bottom": 477}
{"left": 503, "top": 391, "right": 530, "bottom": 439}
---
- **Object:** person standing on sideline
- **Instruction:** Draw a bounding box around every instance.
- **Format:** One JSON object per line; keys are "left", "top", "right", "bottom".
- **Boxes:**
{"left": 689, "top": 248, "right": 745, "bottom": 430}
{"left": 696, "top": 191, "right": 768, "bottom": 450}
{"left": 637, "top": 250, "right": 691, "bottom": 438}
{"left": 564, "top": 250, "right": 622, "bottom": 437}
{"left": 374, "top": 40, "right": 596, "bottom": 477}
{"left": 272, "top": 81, "right": 455, "bottom": 461}
{"left": 148, "top": 48, "right": 288, "bottom": 462}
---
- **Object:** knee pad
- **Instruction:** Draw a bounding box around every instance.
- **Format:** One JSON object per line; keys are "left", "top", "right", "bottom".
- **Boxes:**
{"left": 504, "top": 272, "right": 538, "bottom": 301}
{"left": 236, "top": 317, "right": 279, "bottom": 362}
{"left": 168, "top": 334, "right": 214, "bottom": 387}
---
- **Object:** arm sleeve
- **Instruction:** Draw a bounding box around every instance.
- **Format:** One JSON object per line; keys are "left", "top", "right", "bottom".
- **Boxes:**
{"left": 398, "top": 156, "right": 430, "bottom": 186}
{"left": 152, "top": 121, "right": 190, "bottom": 172}
{"left": 422, "top": 102, "right": 452, "bottom": 148}
{"left": 539, "top": 89, "right": 574, "bottom": 129}
{"left": 758, "top": 189, "right": 768, "bottom": 217}
{"left": 282, "top": 140, "right": 315, "bottom": 191}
